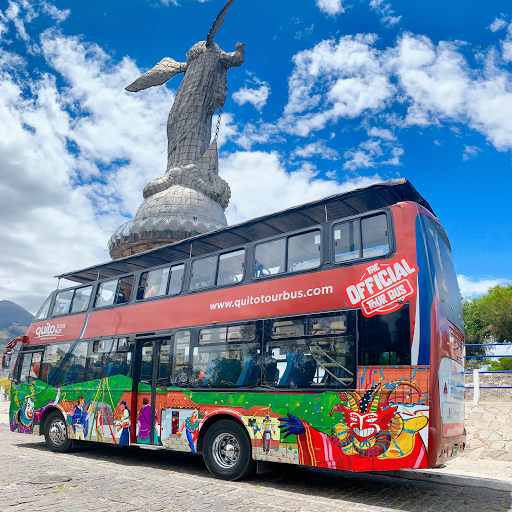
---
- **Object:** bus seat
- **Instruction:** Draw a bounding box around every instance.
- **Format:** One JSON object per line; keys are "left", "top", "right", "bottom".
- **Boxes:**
{"left": 278, "top": 352, "right": 317, "bottom": 388}
{"left": 202, "top": 357, "right": 242, "bottom": 387}
{"left": 264, "top": 357, "right": 279, "bottom": 385}
{"left": 236, "top": 354, "right": 260, "bottom": 386}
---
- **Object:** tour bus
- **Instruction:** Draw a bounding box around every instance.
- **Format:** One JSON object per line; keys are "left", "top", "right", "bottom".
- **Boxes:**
{"left": 2, "top": 178, "right": 465, "bottom": 480}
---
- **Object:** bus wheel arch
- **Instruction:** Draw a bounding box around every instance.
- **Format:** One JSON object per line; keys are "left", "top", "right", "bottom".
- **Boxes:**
{"left": 199, "top": 416, "right": 255, "bottom": 481}
{"left": 197, "top": 413, "right": 249, "bottom": 452}
{"left": 39, "top": 406, "right": 61, "bottom": 436}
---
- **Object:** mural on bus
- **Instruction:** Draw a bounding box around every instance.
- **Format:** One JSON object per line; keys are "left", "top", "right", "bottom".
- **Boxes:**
{"left": 9, "top": 365, "right": 429, "bottom": 471}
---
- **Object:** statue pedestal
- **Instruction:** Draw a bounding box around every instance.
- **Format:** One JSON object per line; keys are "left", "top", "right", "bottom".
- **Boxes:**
{"left": 109, "top": 185, "right": 228, "bottom": 259}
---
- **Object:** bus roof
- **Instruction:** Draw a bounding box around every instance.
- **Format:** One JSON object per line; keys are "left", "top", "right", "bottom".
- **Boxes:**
{"left": 58, "top": 178, "right": 433, "bottom": 284}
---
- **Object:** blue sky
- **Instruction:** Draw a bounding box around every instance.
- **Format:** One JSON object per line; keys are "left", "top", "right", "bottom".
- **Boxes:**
{"left": 0, "top": 0, "right": 511, "bottom": 313}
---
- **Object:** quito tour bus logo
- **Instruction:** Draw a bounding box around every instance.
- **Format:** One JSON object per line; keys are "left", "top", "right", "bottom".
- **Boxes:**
{"left": 35, "top": 323, "right": 66, "bottom": 340}
{"left": 345, "top": 258, "right": 418, "bottom": 317}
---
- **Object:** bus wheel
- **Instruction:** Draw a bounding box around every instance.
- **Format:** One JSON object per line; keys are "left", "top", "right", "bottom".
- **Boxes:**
{"left": 44, "top": 411, "right": 72, "bottom": 453}
{"left": 203, "top": 419, "right": 255, "bottom": 481}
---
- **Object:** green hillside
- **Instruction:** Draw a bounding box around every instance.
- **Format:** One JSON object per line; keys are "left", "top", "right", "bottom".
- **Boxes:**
{"left": 0, "top": 300, "right": 34, "bottom": 349}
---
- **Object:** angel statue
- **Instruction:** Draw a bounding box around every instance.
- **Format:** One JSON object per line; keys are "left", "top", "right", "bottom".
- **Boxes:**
{"left": 108, "top": 0, "right": 244, "bottom": 259}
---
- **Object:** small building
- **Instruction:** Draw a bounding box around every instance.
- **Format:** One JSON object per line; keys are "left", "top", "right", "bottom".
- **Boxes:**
{"left": 161, "top": 391, "right": 199, "bottom": 439}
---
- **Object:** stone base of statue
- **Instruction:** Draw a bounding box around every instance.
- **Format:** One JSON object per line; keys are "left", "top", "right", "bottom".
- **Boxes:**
{"left": 109, "top": 141, "right": 230, "bottom": 259}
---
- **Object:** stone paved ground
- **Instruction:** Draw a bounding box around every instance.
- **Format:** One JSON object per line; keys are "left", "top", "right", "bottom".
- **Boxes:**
{"left": 1, "top": 426, "right": 511, "bottom": 512}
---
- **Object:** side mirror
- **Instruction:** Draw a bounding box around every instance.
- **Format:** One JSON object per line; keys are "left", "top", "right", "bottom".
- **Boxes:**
{"left": 1, "top": 352, "right": 12, "bottom": 370}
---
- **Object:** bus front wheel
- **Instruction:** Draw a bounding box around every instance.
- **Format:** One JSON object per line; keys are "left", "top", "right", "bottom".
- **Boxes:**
{"left": 44, "top": 411, "right": 72, "bottom": 453}
{"left": 203, "top": 419, "right": 255, "bottom": 481}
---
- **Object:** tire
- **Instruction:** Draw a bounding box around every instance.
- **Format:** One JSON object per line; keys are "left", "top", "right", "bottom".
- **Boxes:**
{"left": 44, "top": 411, "right": 72, "bottom": 453}
{"left": 203, "top": 419, "right": 255, "bottom": 481}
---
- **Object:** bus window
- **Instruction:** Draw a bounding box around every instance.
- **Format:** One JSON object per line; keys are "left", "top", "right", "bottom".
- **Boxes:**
{"left": 422, "top": 215, "right": 464, "bottom": 330}
{"left": 41, "top": 343, "right": 71, "bottom": 383}
{"left": 192, "top": 325, "right": 260, "bottom": 388}
{"left": 157, "top": 339, "right": 173, "bottom": 387}
{"left": 52, "top": 289, "right": 74, "bottom": 316}
{"left": 53, "top": 341, "right": 88, "bottom": 387}
{"left": 265, "top": 312, "right": 356, "bottom": 388}
{"left": 70, "top": 286, "right": 93, "bottom": 313}
{"left": 217, "top": 250, "right": 245, "bottom": 285}
{"left": 168, "top": 264, "right": 185, "bottom": 296}
{"left": 254, "top": 238, "right": 286, "bottom": 277}
{"left": 34, "top": 294, "right": 53, "bottom": 321}
{"left": 95, "top": 280, "right": 118, "bottom": 308}
{"left": 171, "top": 331, "right": 191, "bottom": 385}
{"left": 190, "top": 256, "right": 217, "bottom": 290}
{"left": 139, "top": 343, "right": 154, "bottom": 383}
{"left": 117, "top": 276, "right": 134, "bottom": 304}
{"left": 227, "top": 324, "right": 256, "bottom": 342}
{"left": 87, "top": 338, "right": 133, "bottom": 381}
{"left": 272, "top": 318, "right": 305, "bottom": 338}
{"left": 333, "top": 220, "right": 360, "bottom": 262}
{"left": 287, "top": 230, "right": 321, "bottom": 272}
{"left": 362, "top": 214, "right": 390, "bottom": 258}
{"left": 139, "top": 267, "right": 170, "bottom": 300}
{"left": 18, "top": 352, "right": 43, "bottom": 384}
{"left": 358, "top": 307, "right": 411, "bottom": 366}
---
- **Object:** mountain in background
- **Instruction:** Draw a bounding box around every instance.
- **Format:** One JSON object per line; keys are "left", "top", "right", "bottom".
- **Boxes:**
{"left": 0, "top": 300, "right": 34, "bottom": 349}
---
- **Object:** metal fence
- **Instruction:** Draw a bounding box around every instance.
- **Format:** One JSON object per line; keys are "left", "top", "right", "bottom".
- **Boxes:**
{"left": 465, "top": 343, "right": 512, "bottom": 404}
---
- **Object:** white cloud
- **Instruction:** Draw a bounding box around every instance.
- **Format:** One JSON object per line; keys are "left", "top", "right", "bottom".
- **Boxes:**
{"left": 277, "top": 32, "right": 512, "bottom": 155}
{"left": 489, "top": 16, "right": 508, "bottom": 32}
{"left": 369, "top": 0, "right": 401, "bottom": 27}
{"left": 458, "top": 275, "right": 511, "bottom": 297}
{"left": 291, "top": 140, "right": 339, "bottom": 160}
{"left": 343, "top": 138, "right": 403, "bottom": 170}
{"left": 0, "top": 3, "right": 175, "bottom": 313}
{"left": 316, "top": 0, "right": 345, "bottom": 16}
{"left": 232, "top": 82, "right": 270, "bottom": 111}
{"left": 221, "top": 150, "right": 382, "bottom": 223}
{"left": 462, "top": 145, "right": 483, "bottom": 161}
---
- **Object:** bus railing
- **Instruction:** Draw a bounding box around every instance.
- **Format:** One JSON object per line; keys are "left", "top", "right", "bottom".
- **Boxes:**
{"left": 465, "top": 343, "right": 512, "bottom": 405}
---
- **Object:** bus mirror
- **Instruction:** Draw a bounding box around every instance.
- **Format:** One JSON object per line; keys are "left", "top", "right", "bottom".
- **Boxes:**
{"left": 1, "top": 351, "right": 12, "bottom": 370}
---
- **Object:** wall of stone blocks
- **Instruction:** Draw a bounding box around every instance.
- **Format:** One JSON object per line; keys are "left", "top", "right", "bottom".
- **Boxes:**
{"left": 464, "top": 402, "right": 512, "bottom": 461}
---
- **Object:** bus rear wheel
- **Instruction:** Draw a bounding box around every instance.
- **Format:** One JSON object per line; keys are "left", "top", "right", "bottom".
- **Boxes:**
{"left": 203, "top": 419, "right": 255, "bottom": 481}
{"left": 44, "top": 411, "right": 72, "bottom": 453}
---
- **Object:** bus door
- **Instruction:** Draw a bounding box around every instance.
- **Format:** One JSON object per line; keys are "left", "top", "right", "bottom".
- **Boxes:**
{"left": 134, "top": 336, "right": 172, "bottom": 446}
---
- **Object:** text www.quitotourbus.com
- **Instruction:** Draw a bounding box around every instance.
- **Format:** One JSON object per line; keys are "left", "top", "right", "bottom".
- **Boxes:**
{"left": 209, "top": 286, "right": 334, "bottom": 310}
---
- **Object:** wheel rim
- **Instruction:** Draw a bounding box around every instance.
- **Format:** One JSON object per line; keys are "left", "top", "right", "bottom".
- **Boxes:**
{"left": 212, "top": 433, "right": 240, "bottom": 469}
{"left": 48, "top": 418, "right": 67, "bottom": 447}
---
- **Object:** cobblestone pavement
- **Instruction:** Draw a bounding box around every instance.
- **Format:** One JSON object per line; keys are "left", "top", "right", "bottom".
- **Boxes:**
{"left": 1, "top": 426, "right": 511, "bottom": 512}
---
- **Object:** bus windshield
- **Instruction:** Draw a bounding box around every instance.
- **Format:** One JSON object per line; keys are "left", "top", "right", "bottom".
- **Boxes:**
{"left": 422, "top": 214, "right": 464, "bottom": 331}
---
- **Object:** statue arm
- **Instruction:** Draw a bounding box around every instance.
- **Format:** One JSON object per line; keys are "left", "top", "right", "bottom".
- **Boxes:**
{"left": 220, "top": 42, "right": 245, "bottom": 69}
{"left": 126, "top": 57, "right": 187, "bottom": 93}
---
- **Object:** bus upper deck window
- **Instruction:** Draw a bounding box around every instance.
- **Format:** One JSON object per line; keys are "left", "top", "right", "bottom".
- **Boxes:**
{"left": 168, "top": 264, "right": 185, "bottom": 295}
{"left": 254, "top": 238, "right": 286, "bottom": 278}
{"left": 52, "top": 289, "right": 74, "bottom": 316}
{"left": 217, "top": 250, "right": 245, "bottom": 286}
{"left": 139, "top": 267, "right": 170, "bottom": 300}
{"left": 190, "top": 256, "right": 217, "bottom": 290}
{"left": 70, "top": 285, "right": 93, "bottom": 313}
{"left": 334, "top": 220, "right": 360, "bottom": 262}
{"left": 287, "top": 230, "right": 321, "bottom": 273}
{"left": 95, "top": 280, "right": 118, "bottom": 308}
{"left": 362, "top": 214, "right": 389, "bottom": 258}
{"left": 34, "top": 294, "right": 53, "bottom": 321}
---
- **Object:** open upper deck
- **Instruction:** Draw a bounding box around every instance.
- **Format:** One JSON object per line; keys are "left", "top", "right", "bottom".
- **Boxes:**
{"left": 57, "top": 178, "right": 433, "bottom": 285}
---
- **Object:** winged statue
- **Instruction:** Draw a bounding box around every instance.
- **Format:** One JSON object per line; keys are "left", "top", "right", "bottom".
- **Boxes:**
{"left": 126, "top": 0, "right": 244, "bottom": 172}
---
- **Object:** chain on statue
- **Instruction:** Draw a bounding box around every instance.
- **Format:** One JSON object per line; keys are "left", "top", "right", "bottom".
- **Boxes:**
{"left": 214, "top": 108, "right": 223, "bottom": 141}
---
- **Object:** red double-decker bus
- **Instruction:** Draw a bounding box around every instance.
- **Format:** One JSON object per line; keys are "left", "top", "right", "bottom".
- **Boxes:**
{"left": 3, "top": 179, "right": 465, "bottom": 480}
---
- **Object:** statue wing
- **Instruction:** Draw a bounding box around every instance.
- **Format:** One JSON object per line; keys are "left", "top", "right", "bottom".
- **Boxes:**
{"left": 125, "top": 58, "right": 187, "bottom": 92}
{"left": 206, "top": 0, "right": 237, "bottom": 46}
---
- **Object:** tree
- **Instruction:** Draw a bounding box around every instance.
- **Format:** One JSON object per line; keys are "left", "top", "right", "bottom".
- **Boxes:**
{"left": 488, "top": 358, "right": 512, "bottom": 371}
{"left": 462, "top": 284, "right": 512, "bottom": 369}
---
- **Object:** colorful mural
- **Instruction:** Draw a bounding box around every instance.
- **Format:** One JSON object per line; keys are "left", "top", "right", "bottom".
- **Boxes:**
{"left": 9, "top": 365, "right": 430, "bottom": 472}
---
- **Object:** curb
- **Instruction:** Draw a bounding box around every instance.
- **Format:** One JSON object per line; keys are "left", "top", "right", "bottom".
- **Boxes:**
{"left": 377, "top": 469, "right": 512, "bottom": 492}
